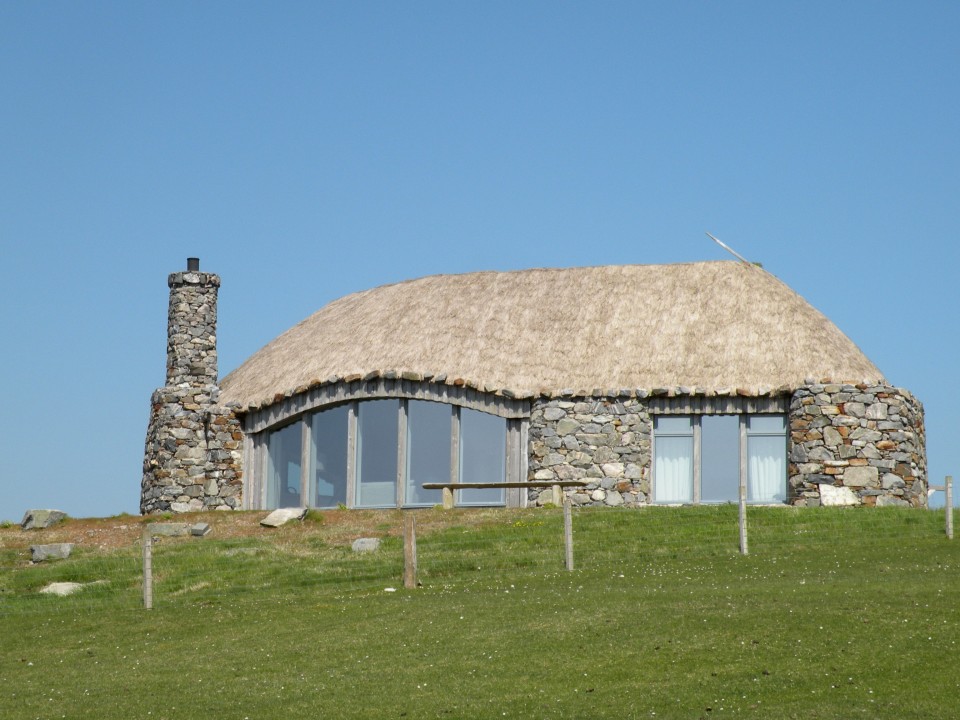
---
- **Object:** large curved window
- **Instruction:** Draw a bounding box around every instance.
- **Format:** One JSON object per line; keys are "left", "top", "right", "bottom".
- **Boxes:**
{"left": 266, "top": 422, "right": 302, "bottom": 509}
{"left": 259, "top": 399, "right": 523, "bottom": 509}
{"left": 356, "top": 400, "right": 400, "bottom": 507}
{"left": 309, "top": 404, "right": 348, "bottom": 508}
{"left": 458, "top": 409, "right": 507, "bottom": 505}
{"left": 405, "top": 401, "right": 449, "bottom": 507}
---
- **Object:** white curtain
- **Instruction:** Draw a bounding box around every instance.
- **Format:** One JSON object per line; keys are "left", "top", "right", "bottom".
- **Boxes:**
{"left": 655, "top": 436, "right": 693, "bottom": 503}
{"left": 748, "top": 436, "right": 785, "bottom": 502}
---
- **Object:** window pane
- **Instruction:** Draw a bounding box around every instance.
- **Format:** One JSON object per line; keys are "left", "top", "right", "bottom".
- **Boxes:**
{"left": 405, "top": 401, "right": 449, "bottom": 507}
{"left": 654, "top": 435, "right": 693, "bottom": 503}
{"left": 356, "top": 400, "right": 399, "bottom": 507}
{"left": 748, "top": 415, "right": 786, "bottom": 434}
{"left": 700, "top": 415, "right": 740, "bottom": 503}
{"left": 654, "top": 416, "right": 693, "bottom": 435}
{"left": 748, "top": 435, "right": 786, "bottom": 503}
{"left": 458, "top": 409, "right": 506, "bottom": 506}
{"left": 309, "top": 405, "right": 348, "bottom": 508}
{"left": 266, "top": 422, "right": 301, "bottom": 509}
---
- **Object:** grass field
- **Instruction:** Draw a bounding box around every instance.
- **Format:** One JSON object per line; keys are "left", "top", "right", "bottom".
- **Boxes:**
{"left": 1, "top": 506, "right": 958, "bottom": 719}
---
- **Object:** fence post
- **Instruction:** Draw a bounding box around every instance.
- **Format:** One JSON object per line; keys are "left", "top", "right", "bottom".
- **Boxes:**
{"left": 738, "top": 483, "right": 748, "bottom": 556}
{"left": 403, "top": 514, "right": 418, "bottom": 589}
{"left": 142, "top": 526, "right": 153, "bottom": 610}
{"left": 946, "top": 476, "right": 954, "bottom": 541}
{"left": 563, "top": 499, "right": 574, "bottom": 572}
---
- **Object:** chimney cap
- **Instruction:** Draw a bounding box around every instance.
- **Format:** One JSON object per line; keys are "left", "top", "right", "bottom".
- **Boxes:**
{"left": 187, "top": 257, "right": 200, "bottom": 271}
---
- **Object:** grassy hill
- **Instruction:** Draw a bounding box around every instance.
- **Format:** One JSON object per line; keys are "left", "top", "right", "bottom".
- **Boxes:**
{"left": 1, "top": 506, "right": 957, "bottom": 719}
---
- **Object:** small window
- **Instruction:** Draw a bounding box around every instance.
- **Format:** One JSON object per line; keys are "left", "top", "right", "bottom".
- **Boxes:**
{"left": 747, "top": 416, "right": 787, "bottom": 503}
{"left": 653, "top": 414, "right": 786, "bottom": 504}
{"left": 653, "top": 416, "right": 693, "bottom": 503}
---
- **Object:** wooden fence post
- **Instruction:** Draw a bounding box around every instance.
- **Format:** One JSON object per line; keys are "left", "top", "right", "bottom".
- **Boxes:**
{"left": 946, "top": 476, "right": 954, "bottom": 541}
{"left": 738, "top": 483, "right": 748, "bottom": 556}
{"left": 142, "top": 527, "right": 153, "bottom": 610}
{"left": 563, "top": 499, "right": 574, "bottom": 572}
{"left": 403, "top": 514, "right": 418, "bottom": 589}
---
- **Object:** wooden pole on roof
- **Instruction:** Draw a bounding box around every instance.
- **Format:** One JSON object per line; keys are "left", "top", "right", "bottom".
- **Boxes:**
{"left": 706, "top": 232, "right": 754, "bottom": 266}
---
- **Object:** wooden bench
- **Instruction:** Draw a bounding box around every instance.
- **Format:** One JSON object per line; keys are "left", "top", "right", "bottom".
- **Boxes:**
{"left": 422, "top": 481, "right": 588, "bottom": 509}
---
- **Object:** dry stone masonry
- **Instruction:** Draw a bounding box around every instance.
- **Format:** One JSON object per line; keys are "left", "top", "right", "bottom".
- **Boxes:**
{"left": 141, "top": 261, "right": 242, "bottom": 514}
{"left": 164, "top": 266, "right": 219, "bottom": 388}
{"left": 528, "top": 395, "right": 652, "bottom": 507}
{"left": 527, "top": 384, "right": 925, "bottom": 508}
{"left": 788, "top": 383, "right": 926, "bottom": 507}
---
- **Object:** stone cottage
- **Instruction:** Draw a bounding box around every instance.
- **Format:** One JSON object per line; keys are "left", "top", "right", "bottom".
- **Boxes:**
{"left": 141, "top": 259, "right": 926, "bottom": 514}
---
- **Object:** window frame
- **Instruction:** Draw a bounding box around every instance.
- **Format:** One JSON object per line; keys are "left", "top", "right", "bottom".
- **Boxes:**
{"left": 257, "top": 398, "right": 524, "bottom": 509}
{"left": 354, "top": 398, "right": 402, "bottom": 509}
{"left": 745, "top": 414, "right": 789, "bottom": 504}
{"left": 652, "top": 413, "right": 787, "bottom": 505}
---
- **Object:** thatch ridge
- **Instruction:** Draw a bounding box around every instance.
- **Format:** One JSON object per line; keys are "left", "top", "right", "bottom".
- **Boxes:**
{"left": 219, "top": 261, "right": 884, "bottom": 410}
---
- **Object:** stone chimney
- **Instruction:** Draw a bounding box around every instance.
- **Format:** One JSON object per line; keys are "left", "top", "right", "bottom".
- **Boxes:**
{"left": 141, "top": 259, "right": 243, "bottom": 514}
{"left": 165, "top": 258, "right": 220, "bottom": 388}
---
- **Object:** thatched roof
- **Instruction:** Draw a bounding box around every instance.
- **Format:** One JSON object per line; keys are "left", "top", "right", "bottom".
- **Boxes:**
{"left": 219, "top": 261, "right": 884, "bottom": 410}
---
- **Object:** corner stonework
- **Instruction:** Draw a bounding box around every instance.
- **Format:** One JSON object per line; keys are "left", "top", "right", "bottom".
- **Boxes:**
{"left": 141, "top": 261, "right": 243, "bottom": 514}
{"left": 787, "top": 383, "right": 926, "bottom": 507}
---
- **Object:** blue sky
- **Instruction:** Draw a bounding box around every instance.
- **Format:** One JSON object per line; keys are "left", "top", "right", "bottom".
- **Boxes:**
{"left": 1, "top": 1, "right": 956, "bottom": 519}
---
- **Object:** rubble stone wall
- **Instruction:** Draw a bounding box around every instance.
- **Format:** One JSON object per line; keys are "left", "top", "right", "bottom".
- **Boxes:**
{"left": 527, "top": 395, "right": 652, "bottom": 507}
{"left": 526, "top": 385, "right": 926, "bottom": 508}
{"left": 141, "top": 387, "right": 243, "bottom": 513}
{"left": 787, "top": 384, "right": 926, "bottom": 507}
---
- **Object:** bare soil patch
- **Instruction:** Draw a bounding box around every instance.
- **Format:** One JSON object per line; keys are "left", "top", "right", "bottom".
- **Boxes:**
{"left": 0, "top": 506, "right": 535, "bottom": 558}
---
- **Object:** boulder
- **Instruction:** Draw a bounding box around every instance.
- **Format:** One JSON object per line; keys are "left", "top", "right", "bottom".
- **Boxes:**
{"left": 190, "top": 522, "right": 211, "bottom": 537}
{"left": 148, "top": 522, "right": 190, "bottom": 537}
{"left": 352, "top": 537, "right": 381, "bottom": 553}
{"left": 30, "top": 543, "right": 73, "bottom": 562}
{"left": 21, "top": 510, "right": 67, "bottom": 530}
{"left": 40, "top": 582, "right": 84, "bottom": 596}
{"left": 260, "top": 507, "right": 308, "bottom": 527}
